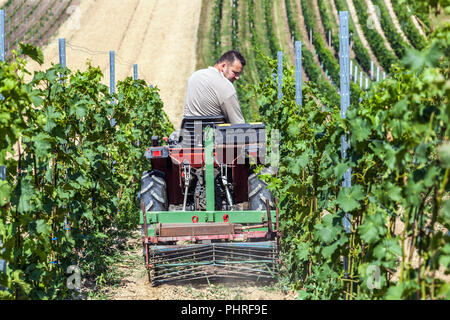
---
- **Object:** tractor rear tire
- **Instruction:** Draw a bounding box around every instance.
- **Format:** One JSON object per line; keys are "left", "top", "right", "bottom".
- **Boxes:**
{"left": 248, "top": 167, "right": 274, "bottom": 210}
{"left": 141, "top": 169, "right": 168, "bottom": 212}
{"left": 140, "top": 169, "right": 168, "bottom": 256}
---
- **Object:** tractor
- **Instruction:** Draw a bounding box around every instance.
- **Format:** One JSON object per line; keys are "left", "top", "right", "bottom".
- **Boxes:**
{"left": 139, "top": 115, "right": 281, "bottom": 286}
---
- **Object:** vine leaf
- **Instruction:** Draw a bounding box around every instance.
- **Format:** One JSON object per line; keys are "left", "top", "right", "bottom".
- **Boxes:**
{"left": 35, "top": 220, "right": 49, "bottom": 235}
{"left": 337, "top": 185, "right": 365, "bottom": 212}
{"left": 314, "top": 214, "right": 345, "bottom": 244}
{"left": 402, "top": 43, "right": 442, "bottom": 73}
{"left": 358, "top": 212, "right": 387, "bottom": 244}
{"left": 19, "top": 43, "right": 44, "bottom": 65}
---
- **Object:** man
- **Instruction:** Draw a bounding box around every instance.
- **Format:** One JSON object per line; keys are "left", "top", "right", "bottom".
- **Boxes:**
{"left": 183, "top": 50, "right": 246, "bottom": 124}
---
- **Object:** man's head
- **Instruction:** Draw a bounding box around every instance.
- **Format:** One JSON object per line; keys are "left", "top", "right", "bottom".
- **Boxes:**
{"left": 214, "top": 51, "right": 246, "bottom": 83}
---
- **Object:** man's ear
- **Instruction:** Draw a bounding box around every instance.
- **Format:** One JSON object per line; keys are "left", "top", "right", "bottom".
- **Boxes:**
{"left": 218, "top": 62, "right": 227, "bottom": 72}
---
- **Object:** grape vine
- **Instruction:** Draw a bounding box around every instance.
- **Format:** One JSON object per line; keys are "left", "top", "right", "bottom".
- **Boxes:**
{"left": 0, "top": 45, "right": 173, "bottom": 299}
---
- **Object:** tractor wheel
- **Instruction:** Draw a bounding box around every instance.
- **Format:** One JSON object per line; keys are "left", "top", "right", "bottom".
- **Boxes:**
{"left": 140, "top": 169, "right": 167, "bottom": 256}
{"left": 141, "top": 169, "right": 168, "bottom": 213}
{"left": 248, "top": 167, "right": 274, "bottom": 211}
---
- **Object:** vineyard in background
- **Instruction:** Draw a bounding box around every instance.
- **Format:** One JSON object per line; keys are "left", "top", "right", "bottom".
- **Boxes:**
{"left": 196, "top": 0, "right": 449, "bottom": 299}
{"left": 1, "top": 0, "right": 76, "bottom": 61}
{"left": 196, "top": 0, "right": 436, "bottom": 119}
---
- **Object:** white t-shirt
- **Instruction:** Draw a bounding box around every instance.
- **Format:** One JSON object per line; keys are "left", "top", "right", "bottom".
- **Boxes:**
{"left": 183, "top": 67, "right": 245, "bottom": 124}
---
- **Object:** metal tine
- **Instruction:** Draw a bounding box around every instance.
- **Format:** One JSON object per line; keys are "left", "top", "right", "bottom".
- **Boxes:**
{"left": 153, "top": 268, "right": 276, "bottom": 285}
{"left": 150, "top": 245, "right": 213, "bottom": 257}
{"left": 153, "top": 267, "right": 210, "bottom": 280}
{"left": 213, "top": 248, "right": 276, "bottom": 259}
{"left": 151, "top": 245, "right": 275, "bottom": 263}
{"left": 214, "top": 245, "right": 276, "bottom": 252}
{"left": 151, "top": 250, "right": 276, "bottom": 268}
{"left": 151, "top": 248, "right": 212, "bottom": 258}
{"left": 152, "top": 259, "right": 276, "bottom": 276}
{"left": 153, "top": 270, "right": 275, "bottom": 284}
{"left": 153, "top": 262, "right": 276, "bottom": 281}
{"left": 151, "top": 248, "right": 216, "bottom": 263}
{"left": 153, "top": 259, "right": 275, "bottom": 269}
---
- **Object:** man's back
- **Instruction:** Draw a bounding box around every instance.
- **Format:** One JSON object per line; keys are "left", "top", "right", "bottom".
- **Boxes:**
{"left": 184, "top": 66, "right": 245, "bottom": 124}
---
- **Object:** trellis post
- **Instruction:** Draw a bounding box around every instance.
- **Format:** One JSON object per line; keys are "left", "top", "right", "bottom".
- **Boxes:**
{"left": 0, "top": 9, "right": 5, "bottom": 283}
{"left": 277, "top": 51, "right": 283, "bottom": 101}
{"left": 110, "top": 51, "right": 116, "bottom": 126}
{"left": 370, "top": 61, "right": 374, "bottom": 79}
{"left": 295, "top": 41, "right": 302, "bottom": 108}
{"left": 339, "top": 11, "right": 352, "bottom": 231}
{"left": 59, "top": 38, "right": 66, "bottom": 68}
{"left": 0, "top": 9, "right": 4, "bottom": 62}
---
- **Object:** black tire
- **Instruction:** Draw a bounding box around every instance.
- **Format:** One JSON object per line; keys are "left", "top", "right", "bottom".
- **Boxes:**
{"left": 140, "top": 169, "right": 167, "bottom": 256}
{"left": 141, "top": 169, "right": 168, "bottom": 212}
{"left": 248, "top": 167, "right": 274, "bottom": 210}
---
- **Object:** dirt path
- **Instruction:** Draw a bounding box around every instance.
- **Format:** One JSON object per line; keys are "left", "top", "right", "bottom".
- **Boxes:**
{"left": 295, "top": 0, "right": 328, "bottom": 80}
{"left": 345, "top": 0, "right": 382, "bottom": 70}
{"left": 98, "top": 230, "right": 298, "bottom": 300}
{"left": 407, "top": 5, "right": 427, "bottom": 38}
{"left": 24, "top": 0, "right": 202, "bottom": 128}
{"left": 365, "top": 0, "right": 395, "bottom": 54}
{"left": 312, "top": 0, "right": 334, "bottom": 55}
{"left": 384, "top": 0, "right": 411, "bottom": 45}
{"left": 274, "top": 0, "right": 294, "bottom": 64}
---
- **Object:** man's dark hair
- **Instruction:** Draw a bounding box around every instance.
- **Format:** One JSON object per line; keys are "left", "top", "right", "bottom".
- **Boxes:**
{"left": 216, "top": 50, "right": 246, "bottom": 67}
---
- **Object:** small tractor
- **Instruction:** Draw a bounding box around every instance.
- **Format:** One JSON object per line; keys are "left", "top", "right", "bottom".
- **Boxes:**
{"left": 139, "top": 115, "right": 281, "bottom": 286}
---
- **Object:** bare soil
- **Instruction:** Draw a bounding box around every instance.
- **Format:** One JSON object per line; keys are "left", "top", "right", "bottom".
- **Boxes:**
{"left": 384, "top": 0, "right": 412, "bottom": 45}
{"left": 24, "top": 0, "right": 202, "bottom": 128}
{"left": 345, "top": 0, "right": 382, "bottom": 70}
{"left": 93, "top": 229, "right": 298, "bottom": 300}
{"left": 366, "top": 0, "right": 395, "bottom": 54}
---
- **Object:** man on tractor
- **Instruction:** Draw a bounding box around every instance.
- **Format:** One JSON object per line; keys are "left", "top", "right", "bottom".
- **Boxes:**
{"left": 141, "top": 51, "right": 279, "bottom": 286}
{"left": 183, "top": 50, "right": 246, "bottom": 124}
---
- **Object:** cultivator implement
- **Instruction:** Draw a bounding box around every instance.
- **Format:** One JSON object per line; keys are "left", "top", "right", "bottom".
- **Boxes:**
{"left": 141, "top": 206, "right": 281, "bottom": 286}
{"left": 140, "top": 117, "right": 281, "bottom": 286}
{"left": 146, "top": 242, "right": 278, "bottom": 286}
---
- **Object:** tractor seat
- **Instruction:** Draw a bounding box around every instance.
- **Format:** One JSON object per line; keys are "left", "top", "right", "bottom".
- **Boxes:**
{"left": 180, "top": 115, "right": 226, "bottom": 131}
{"left": 177, "top": 115, "right": 226, "bottom": 147}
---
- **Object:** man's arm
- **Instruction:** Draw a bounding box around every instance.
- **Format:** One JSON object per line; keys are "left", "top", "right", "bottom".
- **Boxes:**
{"left": 220, "top": 93, "right": 245, "bottom": 124}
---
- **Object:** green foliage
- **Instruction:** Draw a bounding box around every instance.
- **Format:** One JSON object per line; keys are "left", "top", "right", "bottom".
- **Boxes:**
{"left": 333, "top": 0, "right": 372, "bottom": 74}
{"left": 263, "top": 0, "right": 280, "bottom": 58}
{"left": 352, "top": 0, "right": 399, "bottom": 73}
{"left": 212, "top": 0, "right": 225, "bottom": 60}
{"left": 284, "top": 0, "right": 340, "bottom": 107}
{"left": 0, "top": 48, "right": 173, "bottom": 299}
{"left": 371, "top": 0, "right": 409, "bottom": 59}
{"left": 250, "top": 21, "right": 448, "bottom": 299}
{"left": 231, "top": 0, "right": 239, "bottom": 50}
{"left": 392, "top": 0, "right": 428, "bottom": 50}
